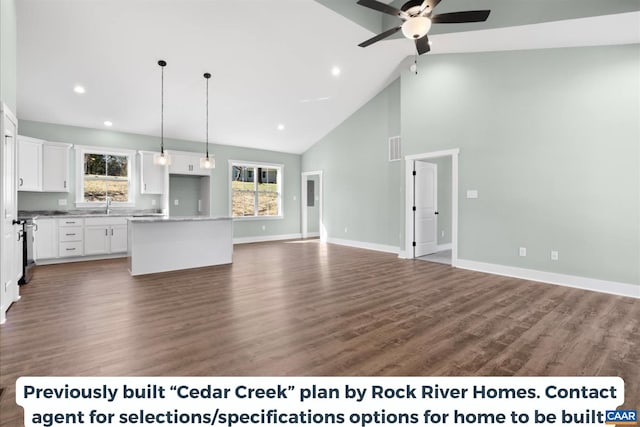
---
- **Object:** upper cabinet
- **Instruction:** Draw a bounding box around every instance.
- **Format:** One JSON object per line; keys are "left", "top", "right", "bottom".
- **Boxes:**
{"left": 167, "top": 150, "right": 211, "bottom": 176}
{"left": 17, "top": 136, "right": 71, "bottom": 193}
{"left": 139, "top": 151, "right": 165, "bottom": 194}
{"left": 17, "top": 136, "right": 43, "bottom": 191}
{"left": 43, "top": 144, "right": 71, "bottom": 192}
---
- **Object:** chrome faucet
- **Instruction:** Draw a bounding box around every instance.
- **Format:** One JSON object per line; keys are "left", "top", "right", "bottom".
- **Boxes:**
{"left": 105, "top": 196, "right": 112, "bottom": 215}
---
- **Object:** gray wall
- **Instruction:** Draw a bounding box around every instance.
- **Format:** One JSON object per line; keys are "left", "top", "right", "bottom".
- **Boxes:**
{"left": 302, "top": 79, "right": 401, "bottom": 247}
{"left": 303, "top": 45, "right": 639, "bottom": 286}
{"left": 169, "top": 175, "right": 201, "bottom": 217}
{"left": 403, "top": 45, "right": 639, "bottom": 285}
{"left": 18, "top": 120, "right": 302, "bottom": 239}
{"left": 0, "top": 0, "right": 17, "bottom": 112}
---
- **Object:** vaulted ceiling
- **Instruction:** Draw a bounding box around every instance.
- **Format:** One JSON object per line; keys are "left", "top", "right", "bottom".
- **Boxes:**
{"left": 16, "top": 0, "right": 640, "bottom": 154}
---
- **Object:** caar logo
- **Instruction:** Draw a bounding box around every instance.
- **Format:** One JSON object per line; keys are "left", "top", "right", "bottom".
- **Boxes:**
{"left": 605, "top": 410, "right": 637, "bottom": 425}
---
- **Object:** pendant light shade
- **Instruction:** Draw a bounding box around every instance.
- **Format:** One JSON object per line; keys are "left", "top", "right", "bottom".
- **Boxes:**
{"left": 200, "top": 72, "right": 215, "bottom": 169}
{"left": 153, "top": 60, "right": 171, "bottom": 166}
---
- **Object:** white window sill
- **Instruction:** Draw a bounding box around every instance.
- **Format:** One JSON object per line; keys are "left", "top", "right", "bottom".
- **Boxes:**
{"left": 76, "top": 202, "right": 136, "bottom": 209}
{"left": 232, "top": 216, "right": 283, "bottom": 221}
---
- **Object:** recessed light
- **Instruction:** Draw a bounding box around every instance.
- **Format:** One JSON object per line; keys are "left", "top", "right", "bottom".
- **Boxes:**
{"left": 331, "top": 66, "right": 341, "bottom": 77}
{"left": 73, "top": 85, "right": 86, "bottom": 94}
{"left": 104, "top": 121, "right": 113, "bottom": 127}
{"left": 277, "top": 124, "right": 285, "bottom": 131}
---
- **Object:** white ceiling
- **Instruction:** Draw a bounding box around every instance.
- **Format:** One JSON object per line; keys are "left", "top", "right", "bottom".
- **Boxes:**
{"left": 16, "top": 1, "right": 640, "bottom": 154}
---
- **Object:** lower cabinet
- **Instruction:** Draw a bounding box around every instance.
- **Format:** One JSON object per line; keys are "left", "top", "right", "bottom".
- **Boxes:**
{"left": 84, "top": 217, "right": 128, "bottom": 255}
{"left": 34, "top": 218, "right": 57, "bottom": 261}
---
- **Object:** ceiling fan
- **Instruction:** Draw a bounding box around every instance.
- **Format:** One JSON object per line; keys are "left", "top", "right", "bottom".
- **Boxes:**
{"left": 357, "top": 0, "right": 491, "bottom": 55}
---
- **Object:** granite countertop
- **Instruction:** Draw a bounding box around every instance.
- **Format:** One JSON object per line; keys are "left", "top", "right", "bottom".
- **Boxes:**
{"left": 18, "top": 209, "right": 165, "bottom": 220}
{"left": 129, "top": 216, "right": 232, "bottom": 223}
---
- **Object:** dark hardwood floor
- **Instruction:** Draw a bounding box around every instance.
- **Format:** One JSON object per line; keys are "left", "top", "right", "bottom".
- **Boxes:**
{"left": 1, "top": 240, "right": 639, "bottom": 425}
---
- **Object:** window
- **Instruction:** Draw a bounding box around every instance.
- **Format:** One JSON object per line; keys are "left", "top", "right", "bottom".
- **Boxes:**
{"left": 230, "top": 161, "right": 282, "bottom": 218}
{"left": 75, "top": 146, "right": 135, "bottom": 207}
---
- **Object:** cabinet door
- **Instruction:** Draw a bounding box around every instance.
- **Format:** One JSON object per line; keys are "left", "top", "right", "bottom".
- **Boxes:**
{"left": 84, "top": 226, "right": 109, "bottom": 255}
{"left": 140, "top": 152, "right": 165, "bottom": 194}
{"left": 17, "top": 138, "right": 42, "bottom": 191}
{"left": 109, "top": 225, "right": 128, "bottom": 253}
{"left": 42, "top": 145, "right": 70, "bottom": 192}
{"left": 168, "top": 153, "right": 192, "bottom": 175}
{"left": 34, "top": 219, "right": 57, "bottom": 260}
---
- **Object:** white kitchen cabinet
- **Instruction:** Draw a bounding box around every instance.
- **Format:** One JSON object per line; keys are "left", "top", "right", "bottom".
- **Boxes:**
{"left": 17, "top": 136, "right": 43, "bottom": 191}
{"left": 34, "top": 218, "right": 57, "bottom": 261}
{"left": 84, "top": 225, "right": 110, "bottom": 255}
{"left": 84, "top": 217, "right": 128, "bottom": 255}
{"left": 42, "top": 143, "right": 71, "bottom": 192}
{"left": 139, "top": 151, "right": 165, "bottom": 194}
{"left": 167, "top": 150, "right": 211, "bottom": 176}
{"left": 58, "top": 218, "right": 84, "bottom": 258}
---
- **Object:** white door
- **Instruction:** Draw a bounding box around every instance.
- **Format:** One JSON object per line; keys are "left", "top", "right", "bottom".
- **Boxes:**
{"left": 42, "top": 145, "right": 69, "bottom": 192}
{"left": 109, "top": 225, "right": 128, "bottom": 253}
{"left": 17, "top": 137, "right": 42, "bottom": 191}
{"left": 2, "top": 111, "right": 19, "bottom": 322}
{"left": 84, "top": 226, "right": 109, "bottom": 255}
{"left": 140, "top": 152, "right": 165, "bottom": 194}
{"left": 414, "top": 161, "right": 438, "bottom": 257}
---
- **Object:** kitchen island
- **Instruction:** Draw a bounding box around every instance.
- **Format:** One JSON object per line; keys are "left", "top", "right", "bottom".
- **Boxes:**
{"left": 127, "top": 216, "right": 233, "bottom": 276}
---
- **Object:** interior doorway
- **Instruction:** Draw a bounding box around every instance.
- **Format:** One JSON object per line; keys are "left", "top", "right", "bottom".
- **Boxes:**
{"left": 301, "top": 171, "right": 324, "bottom": 241}
{"left": 404, "top": 149, "right": 459, "bottom": 266}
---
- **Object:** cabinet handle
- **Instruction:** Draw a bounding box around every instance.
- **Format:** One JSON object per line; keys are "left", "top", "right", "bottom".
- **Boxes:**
{"left": 66, "top": 248, "right": 75, "bottom": 251}
{"left": 19, "top": 177, "right": 23, "bottom": 187}
{"left": 64, "top": 180, "right": 67, "bottom": 188}
{"left": 65, "top": 233, "right": 75, "bottom": 236}
{"left": 144, "top": 183, "right": 147, "bottom": 191}
{"left": 111, "top": 228, "right": 114, "bottom": 236}
{"left": 65, "top": 221, "right": 75, "bottom": 224}
{"left": 105, "top": 229, "right": 108, "bottom": 236}
{"left": 34, "top": 223, "right": 39, "bottom": 232}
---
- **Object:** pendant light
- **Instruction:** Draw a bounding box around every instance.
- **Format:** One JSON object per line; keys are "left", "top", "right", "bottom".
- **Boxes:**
{"left": 200, "top": 72, "right": 215, "bottom": 169}
{"left": 153, "top": 60, "right": 171, "bottom": 166}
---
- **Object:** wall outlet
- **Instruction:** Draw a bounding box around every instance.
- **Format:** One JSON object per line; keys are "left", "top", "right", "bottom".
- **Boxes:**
{"left": 174, "top": 199, "right": 179, "bottom": 206}
{"left": 519, "top": 247, "right": 527, "bottom": 257}
{"left": 58, "top": 199, "right": 67, "bottom": 206}
{"left": 293, "top": 195, "right": 297, "bottom": 201}
{"left": 551, "top": 251, "right": 559, "bottom": 261}
{"left": 466, "top": 190, "right": 479, "bottom": 199}
{"left": 261, "top": 225, "right": 266, "bottom": 231}
{"left": 441, "top": 230, "right": 445, "bottom": 238}
{"left": 344, "top": 227, "right": 348, "bottom": 233}
{"left": 151, "top": 199, "right": 156, "bottom": 206}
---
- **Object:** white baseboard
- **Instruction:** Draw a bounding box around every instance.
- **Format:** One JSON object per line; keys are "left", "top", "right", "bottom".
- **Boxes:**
{"left": 303, "top": 232, "right": 320, "bottom": 238}
{"left": 437, "top": 243, "right": 452, "bottom": 252}
{"left": 327, "top": 237, "right": 399, "bottom": 255}
{"left": 234, "top": 233, "right": 302, "bottom": 244}
{"left": 456, "top": 258, "right": 639, "bottom": 299}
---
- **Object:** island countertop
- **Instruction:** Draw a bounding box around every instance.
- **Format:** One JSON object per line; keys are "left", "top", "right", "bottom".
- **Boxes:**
{"left": 128, "top": 216, "right": 232, "bottom": 223}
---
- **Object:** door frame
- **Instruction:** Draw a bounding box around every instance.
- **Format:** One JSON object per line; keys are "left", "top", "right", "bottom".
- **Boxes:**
{"left": 404, "top": 148, "right": 459, "bottom": 266}
{"left": 301, "top": 170, "right": 324, "bottom": 241}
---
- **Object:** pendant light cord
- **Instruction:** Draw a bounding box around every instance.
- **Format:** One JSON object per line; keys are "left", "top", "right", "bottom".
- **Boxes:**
{"left": 161, "top": 63, "right": 164, "bottom": 154}
{"left": 206, "top": 75, "right": 209, "bottom": 159}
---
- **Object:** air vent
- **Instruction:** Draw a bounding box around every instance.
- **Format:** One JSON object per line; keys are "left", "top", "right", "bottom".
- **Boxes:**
{"left": 389, "top": 136, "right": 401, "bottom": 162}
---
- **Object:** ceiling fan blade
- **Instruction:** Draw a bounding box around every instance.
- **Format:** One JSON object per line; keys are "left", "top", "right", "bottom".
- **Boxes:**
{"left": 356, "top": 0, "right": 408, "bottom": 19}
{"left": 431, "top": 10, "right": 491, "bottom": 24}
{"left": 415, "top": 35, "right": 431, "bottom": 55}
{"left": 419, "top": 0, "right": 442, "bottom": 15}
{"left": 358, "top": 26, "right": 402, "bottom": 48}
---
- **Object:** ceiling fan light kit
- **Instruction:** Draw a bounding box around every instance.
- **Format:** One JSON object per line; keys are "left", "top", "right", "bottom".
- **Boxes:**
{"left": 356, "top": 0, "right": 490, "bottom": 56}
{"left": 402, "top": 17, "right": 432, "bottom": 39}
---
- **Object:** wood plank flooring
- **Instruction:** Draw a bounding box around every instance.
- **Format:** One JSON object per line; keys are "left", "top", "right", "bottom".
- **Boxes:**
{"left": 1, "top": 240, "right": 639, "bottom": 425}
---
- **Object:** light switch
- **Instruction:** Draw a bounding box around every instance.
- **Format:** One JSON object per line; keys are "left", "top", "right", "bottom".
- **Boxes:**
{"left": 467, "top": 190, "right": 478, "bottom": 199}
{"left": 174, "top": 199, "right": 179, "bottom": 206}
{"left": 551, "top": 251, "right": 559, "bottom": 261}
{"left": 151, "top": 199, "right": 156, "bottom": 206}
{"left": 519, "top": 247, "right": 527, "bottom": 257}
{"left": 58, "top": 199, "right": 67, "bottom": 206}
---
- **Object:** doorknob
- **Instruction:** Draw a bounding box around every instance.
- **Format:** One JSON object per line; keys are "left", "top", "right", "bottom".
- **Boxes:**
{"left": 434, "top": 211, "right": 439, "bottom": 215}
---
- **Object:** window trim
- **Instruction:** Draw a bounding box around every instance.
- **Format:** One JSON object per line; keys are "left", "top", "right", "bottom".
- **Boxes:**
{"left": 75, "top": 145, "right": 136, "bottom": 208}
{"left": 228, "top": 160, "right": 284, "bottom": 220}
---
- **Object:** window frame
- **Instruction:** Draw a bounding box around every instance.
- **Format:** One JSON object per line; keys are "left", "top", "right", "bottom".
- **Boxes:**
{"left": 228, "top": 160, "right": 284, "bottom": 220}
{"left": 75, "top": 145, "right": 136, "bottom": 208}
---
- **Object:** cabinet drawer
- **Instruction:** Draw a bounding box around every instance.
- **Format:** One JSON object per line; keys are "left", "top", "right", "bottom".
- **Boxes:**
{"left": 59, "top": 227, "right": 83, "bottom": 242}
{"left": 59, "top": 242, "right": 83, "bottom": 257}
{"left": 59, "top": 218, "right": 84, "bottom": 227}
